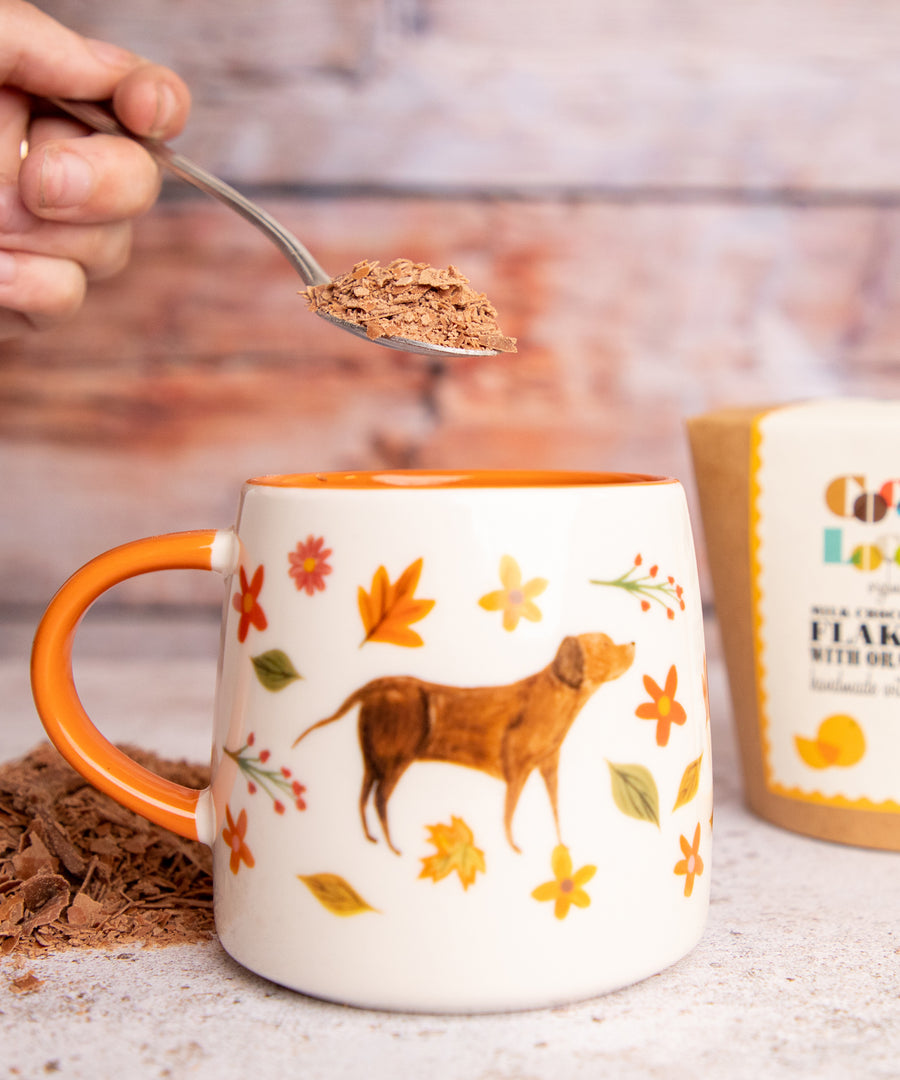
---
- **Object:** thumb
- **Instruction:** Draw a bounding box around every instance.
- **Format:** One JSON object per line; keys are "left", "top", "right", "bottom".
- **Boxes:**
{"left": 0, "top": 0, "right": 138, "bottom": 100}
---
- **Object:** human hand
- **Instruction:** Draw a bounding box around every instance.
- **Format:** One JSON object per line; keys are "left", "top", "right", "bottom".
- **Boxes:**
{"left": 0, "top": 0, "right": 190, "bottom": 340}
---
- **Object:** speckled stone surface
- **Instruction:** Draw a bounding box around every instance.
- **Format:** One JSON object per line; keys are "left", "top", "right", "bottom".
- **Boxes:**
{"left": 1, "top": 624, "right": 898, "bottom": 1080}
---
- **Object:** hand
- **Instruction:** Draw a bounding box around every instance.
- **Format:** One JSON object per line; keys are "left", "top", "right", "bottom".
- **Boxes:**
{"left": 0, "top": 0, "right": 190, "bottom": 340}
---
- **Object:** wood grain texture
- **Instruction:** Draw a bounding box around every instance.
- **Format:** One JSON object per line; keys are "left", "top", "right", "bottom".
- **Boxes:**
{"left": 34, "top": 0, "right": 900, "bottom": 190}
{"left": 4, "top": 196, "right": 900, "bottom": 604}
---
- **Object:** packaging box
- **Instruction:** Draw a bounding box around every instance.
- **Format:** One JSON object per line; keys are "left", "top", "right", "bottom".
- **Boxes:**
{"left": 688, "top": 400, "right": 900, "bottom": 850}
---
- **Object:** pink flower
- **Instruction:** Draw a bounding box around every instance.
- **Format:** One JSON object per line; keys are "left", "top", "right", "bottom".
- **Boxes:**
{"left": 288, "top": 536, "right": 333, "bottom": 595}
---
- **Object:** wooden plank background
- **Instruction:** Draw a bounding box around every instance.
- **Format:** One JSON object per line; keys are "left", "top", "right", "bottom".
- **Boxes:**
{"left": 4, "top": 0, "right": 900, "bottom": 611}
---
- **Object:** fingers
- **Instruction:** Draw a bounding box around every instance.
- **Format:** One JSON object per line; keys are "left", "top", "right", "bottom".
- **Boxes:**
{"left": 0, "top": 0, "right": 137, "bottom": 100}
{"left": 2, "top": 4, "right": 191, "bottom": 224}
{"left": 14, "top": 63, "right": 192, "bottom": 226}
{"left": 0, "top": 182, "right": 133, "bottom": 276}
{"left": 112, "top": 62, "right": 191, "bottom": 141}
{"left": 0, "top": 0, "right": 191, "bottom": 139}
{"left": 18, "top": 120, "right": 163, "bottom": 223}
{"left": 0, "top": 247, "right": 87, "bottom": 337}
{"left": 0, "top": 2, "right": 192, "bottom": 337}
{"left": 0, "top": 86, "right": 28, "bottom": 184}
{"left": 0, "top": 187, "right": 132, "bottom": 341}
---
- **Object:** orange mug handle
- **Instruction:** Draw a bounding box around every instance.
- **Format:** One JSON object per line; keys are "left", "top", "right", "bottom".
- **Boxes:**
{"left": 30, "top": 528, "right": 239, "bottom": 845}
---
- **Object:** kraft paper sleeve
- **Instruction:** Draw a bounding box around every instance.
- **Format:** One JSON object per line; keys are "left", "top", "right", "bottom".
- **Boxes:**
{"left": 687, "top": 404, "right": 900, "bottom": 851}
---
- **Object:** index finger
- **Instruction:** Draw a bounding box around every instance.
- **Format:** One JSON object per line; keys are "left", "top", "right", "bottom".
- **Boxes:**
{"left": 0, "top": 0, "right": 137, "bottom": 100}
{"left": 0, "top": 1, "right": 190, "bottom": 143}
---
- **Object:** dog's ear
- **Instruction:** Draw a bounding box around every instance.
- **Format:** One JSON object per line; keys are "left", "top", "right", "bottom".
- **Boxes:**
{"left": 552, "top": 636, "right": 584, "bottom": 688}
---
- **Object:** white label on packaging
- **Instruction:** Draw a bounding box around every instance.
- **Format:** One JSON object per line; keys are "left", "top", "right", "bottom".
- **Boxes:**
{"left": 752, "top": 400, "right": 900, "bottom": 811}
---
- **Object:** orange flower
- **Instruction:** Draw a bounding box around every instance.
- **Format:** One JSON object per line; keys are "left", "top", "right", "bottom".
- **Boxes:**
{"left": 479, "top": 555, "right": 548, "bottom": 631}
{"left": 674, "top": 824, "right": 704, "bottom": 897}
{"left": 531, "top": 845, "right": 596, "bottom": 919}
{"left": 636, "top": 665, "right": 687, "bottom": 747}
{"left": 233, "top": 565, "right": 268, "bottom": 643}
{"left": 222, "top": 806, "right": 255, "bottom": 875}
{"left": 701, "top": 654, "right": 710, "bottom": 729}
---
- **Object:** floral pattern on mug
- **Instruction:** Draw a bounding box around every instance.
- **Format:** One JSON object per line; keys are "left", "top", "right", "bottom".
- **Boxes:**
{"left": 419, "top": 816, "right": 486, "bottom": 891}
{"left": 478, "top": 555, "right": 548, "bottom": 631}
{"left": 251, "top": 649, "right": 302, "bottom": 692}
{"left": 673, "top": 755, "right": 703, "bottom": 812}
{"left": 673, "top": 824, "right": 704, "bottom": 897}
{"left": 358, "top": 558, "right": 435, "bottom": 647}
{"left": 224, "top": 732, "right": 307, "bottom": 812}
{"left": 590, "top": 553, "right": 685, "bottom": 619}
{"left": 636, "top": 665, "right": 686, "bottom": 747}
{"left": 298, "top": 873, "right": 378, "bottom": 916}
{"left": 531, "top": 845, "right": 596, "bottom": 919}
{"left": 702, "top": 654, "right": 711, "bottom": 729}
{"left": 607, "top": 761, "right": 660, "bottom": 827}
{"left": 288, "top": 536, "right": 333, "bottom": 595}
{"left": 233, "top": 565, "right": 268, "bottom": 643}
{"left": 222, "top": 806, "right": 255, "bottom": 875}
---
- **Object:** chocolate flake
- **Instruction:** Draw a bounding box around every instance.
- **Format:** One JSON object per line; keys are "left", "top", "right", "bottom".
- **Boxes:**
{"left": 9, "top": 970, "right": 43, "bottom": 994}
{"left": 0, "top": 744, "right": 214, "bottom": 959}
{"left": 306, "top": 259, "right": 517, "bottom": 353}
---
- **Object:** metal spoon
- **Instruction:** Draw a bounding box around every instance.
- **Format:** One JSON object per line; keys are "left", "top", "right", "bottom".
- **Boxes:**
{"left": 43, "top": 97, "right": 499, "bottom": 359}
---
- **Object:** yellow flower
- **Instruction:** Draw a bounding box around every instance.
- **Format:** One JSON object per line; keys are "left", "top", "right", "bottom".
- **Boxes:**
{"left": 479, "top": 555, "right": 548, "bottom": 631}
{"left": 531, "top": 844, "right": 596, "bottom": 919}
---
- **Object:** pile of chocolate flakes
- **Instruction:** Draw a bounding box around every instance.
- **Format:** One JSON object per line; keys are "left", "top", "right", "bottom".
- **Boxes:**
{"left": 306, "top": 258, "right": 517, "bottom": 353}
{"left": 0, "top": 743, "right": 214, "bottom": 958}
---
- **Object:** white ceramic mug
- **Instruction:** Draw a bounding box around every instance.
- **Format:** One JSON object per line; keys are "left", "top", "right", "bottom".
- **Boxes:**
{"left": 31, "top": 470, "right": 712, "bottom": 1013}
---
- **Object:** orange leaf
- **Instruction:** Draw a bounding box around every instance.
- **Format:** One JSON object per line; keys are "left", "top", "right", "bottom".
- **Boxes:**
{"left": 419, "top": 816, "right": 486, "bottom": 890}
{"left": 359, "top": 558, "right": 435, "bottom": 647}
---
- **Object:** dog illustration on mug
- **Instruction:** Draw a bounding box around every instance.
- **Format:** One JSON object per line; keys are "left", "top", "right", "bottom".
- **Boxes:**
{"left": 293, "top": 632, "right": 635, "bottom": 853}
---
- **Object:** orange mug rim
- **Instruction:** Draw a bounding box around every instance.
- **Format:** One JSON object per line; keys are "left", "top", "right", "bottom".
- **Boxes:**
{"left": 246, "top": 469, "right": 678, "bottom": 490}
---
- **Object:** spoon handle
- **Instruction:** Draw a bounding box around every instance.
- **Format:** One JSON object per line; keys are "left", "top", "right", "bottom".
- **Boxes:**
{"left": 44, "top": 97, "right": 331, "bottom": 287}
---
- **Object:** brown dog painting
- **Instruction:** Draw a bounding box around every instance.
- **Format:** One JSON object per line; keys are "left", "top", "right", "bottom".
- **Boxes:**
{"left": 293, "top": 632, "right": 635, "bottom": 854}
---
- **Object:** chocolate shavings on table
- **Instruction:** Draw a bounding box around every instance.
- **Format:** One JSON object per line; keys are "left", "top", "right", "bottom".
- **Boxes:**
{"left": 0, "top": 743, "right": 214, "bottom": 959}
{"left": 306, "top": 258, "right": 517, "bottom": 353}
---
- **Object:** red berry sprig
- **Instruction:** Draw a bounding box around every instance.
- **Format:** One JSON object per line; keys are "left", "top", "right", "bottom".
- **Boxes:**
{"left": 590, "top": 554, "right": 686, "bottom": 619}
{"left": 224, "top": 733, "right": 307, "bottom": 812}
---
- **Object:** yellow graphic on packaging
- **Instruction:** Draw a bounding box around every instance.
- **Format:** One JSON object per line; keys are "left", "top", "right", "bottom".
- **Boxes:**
{"left": 794, "top": 714, "right": 866, "bottom": 770}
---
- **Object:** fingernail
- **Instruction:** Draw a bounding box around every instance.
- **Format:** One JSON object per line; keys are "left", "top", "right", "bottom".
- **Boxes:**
{"left": 39, "top": 151, "right": 96, "bottom": 210}
{"left": 149, "top": 83, "right": 178, "bottom": 139}
{"left": 0, "top": 251, "right": 17, "bottom": 285}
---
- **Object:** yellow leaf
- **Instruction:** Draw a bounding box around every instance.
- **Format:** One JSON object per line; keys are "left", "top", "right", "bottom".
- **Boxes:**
{"left": 673, "top": 754, "right": 703, "bottom": 811}
{"left": 359, "top": 558, "right": 435, "bottom": 647}
{"left": 419, "top": 816, "right": 486, "bottom": 891}
{"left": 298, "top": 873, "right": 378, "bottom": 916}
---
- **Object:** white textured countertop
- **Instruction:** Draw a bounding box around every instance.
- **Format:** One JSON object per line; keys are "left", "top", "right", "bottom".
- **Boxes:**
{"left": 1, "top": 616, "right": 898, "bottom": 1080}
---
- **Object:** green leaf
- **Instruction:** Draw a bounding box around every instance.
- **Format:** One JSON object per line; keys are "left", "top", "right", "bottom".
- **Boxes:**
{"left": 607, "top": 761, "right": 660, "bottom": 827}
{"left": 673, "top": 754, "right": 703, "bottom": 811}
{"left": 251, "top": 649, "right": 302, "bottom": 691}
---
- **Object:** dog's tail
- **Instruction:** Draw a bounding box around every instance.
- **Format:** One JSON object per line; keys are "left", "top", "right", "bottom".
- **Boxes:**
{"left": 292, "top": 687, "right": 368, "bottom": 748}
